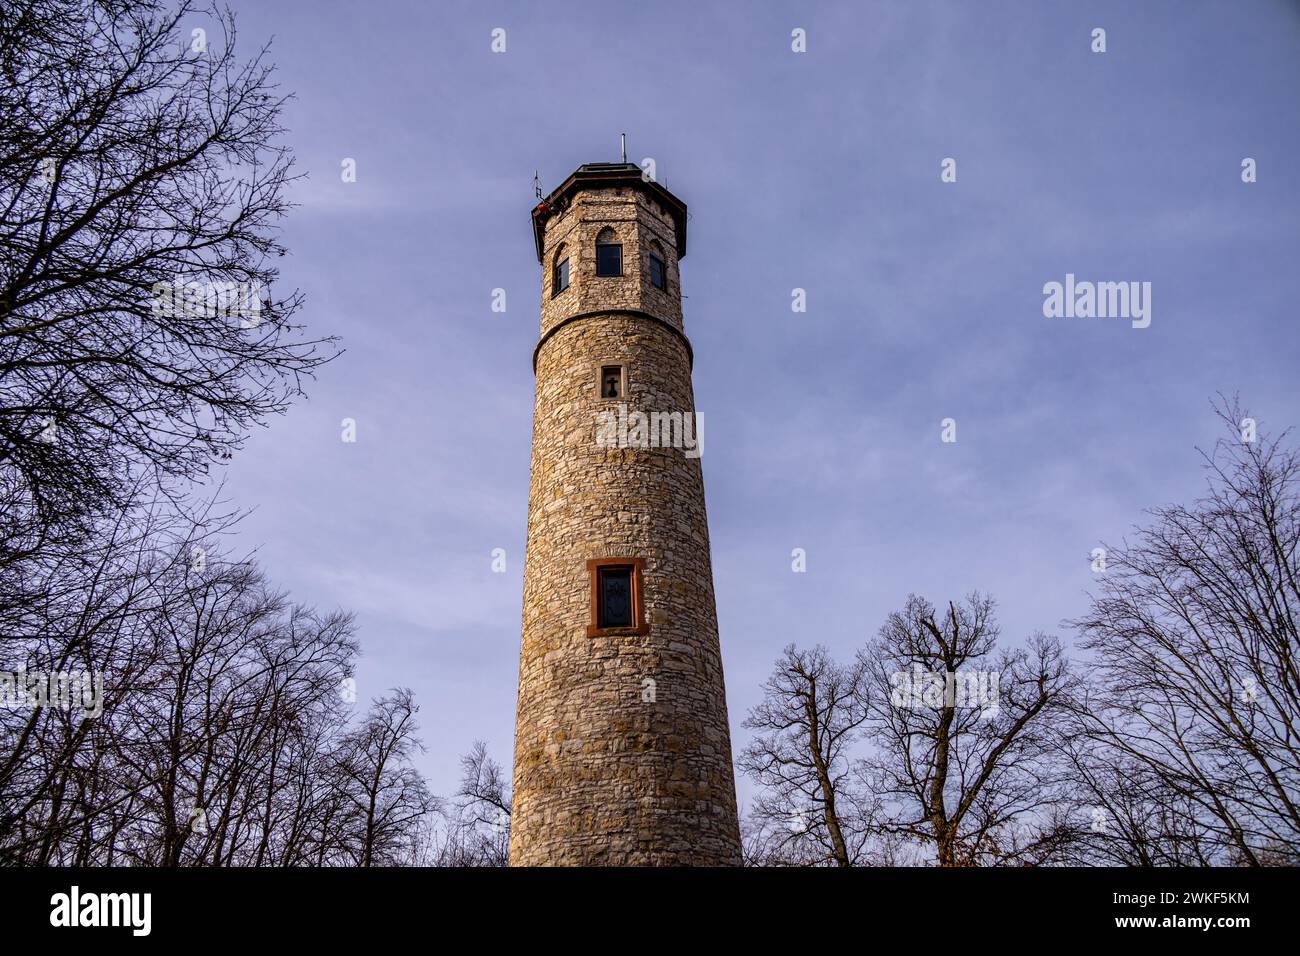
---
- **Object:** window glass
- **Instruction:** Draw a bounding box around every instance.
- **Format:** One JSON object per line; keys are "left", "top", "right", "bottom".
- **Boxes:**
{"left": 649, "top": 253, "right": 665, "bottom": 290}
{"left": 596, "top": 242, "right": 622, "bottom": 277}
{"left": 598, "top": 567, "right": 633, "bottom": 628}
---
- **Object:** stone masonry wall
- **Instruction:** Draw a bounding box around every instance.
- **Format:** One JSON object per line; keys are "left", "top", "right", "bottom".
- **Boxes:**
{"left": 539, "top": 186, "right": 683, "bottom": 337}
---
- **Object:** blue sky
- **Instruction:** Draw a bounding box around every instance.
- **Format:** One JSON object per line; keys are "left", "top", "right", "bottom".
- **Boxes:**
{"left": 205, "top": 0, "right": 1300, "bottom": 807}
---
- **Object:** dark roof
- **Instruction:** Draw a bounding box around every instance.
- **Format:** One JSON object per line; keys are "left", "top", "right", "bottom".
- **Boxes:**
{"left": 531, "top": 162, "right": 688, "bottom": 263}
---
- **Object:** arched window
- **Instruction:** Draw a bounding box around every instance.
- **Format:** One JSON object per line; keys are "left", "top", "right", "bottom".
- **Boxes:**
{"left": 648, "top": 241, "right": 667, "bottom": 291}
{"left": 552, "top": 244, "right": 569, "bottom": 296}
{"left": 595, "top": 227, "right": 622, "bottom": 277}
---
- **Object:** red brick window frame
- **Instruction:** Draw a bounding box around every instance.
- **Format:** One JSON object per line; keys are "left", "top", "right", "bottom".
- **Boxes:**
{"left": 586, "top": 557, "right": 648, "bottom": 636}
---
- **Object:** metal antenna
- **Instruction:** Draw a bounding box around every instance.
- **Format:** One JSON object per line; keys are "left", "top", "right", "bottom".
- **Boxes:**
{"left": 533, "top": 170, "right": 542, "bottom": 200}
{"left": 620, "top": 133, "right": 626, "bottom": 164}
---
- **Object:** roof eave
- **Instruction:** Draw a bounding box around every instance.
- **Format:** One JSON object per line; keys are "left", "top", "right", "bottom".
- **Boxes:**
{"left": 531, "top": 164, "right": 687, "bottom": 263}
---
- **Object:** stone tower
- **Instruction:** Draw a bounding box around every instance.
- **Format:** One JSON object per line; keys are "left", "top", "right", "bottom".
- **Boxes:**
{"left": 510, "top": 162, "right": 742, "bottom": 866}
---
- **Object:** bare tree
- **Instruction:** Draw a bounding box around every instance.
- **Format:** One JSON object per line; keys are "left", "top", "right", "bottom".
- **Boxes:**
{"left": 1057, "top": 735, "right": 1219, "bottom": 866}
{"left": 411, "top": 741, "right": 513, "bottom": 867}
{"left": 859, "top": 594, "right": 1078, "bottom": 866}
{"left": 458, "top": 741, "right": 511, "bottom": 821}
{"left": 0, "top": 490, "right": 226, "bottom": 862}
{"left": 444, "top": 740, "right": 510, "bottom": 865}
{"left": 739, "top": 644, "right": 874, "bottom": 866}
{"left": 1072, "top": 398, "right": 1300, "bottom": 865}
{"left": 329, "top": 689, "right": 438, "bottom": 867}
{"left": 0, "top": 497, "right": 440, "bottom": 868}
{"left": 0, "top": 0, "right": 335, "bottom": 553}
{"left": 0, "top": 2, "right": 462, "bottom": 871}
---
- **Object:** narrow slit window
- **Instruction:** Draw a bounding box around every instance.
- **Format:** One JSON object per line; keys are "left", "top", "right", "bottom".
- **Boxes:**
{"left": 553, "top": 256, "right": 569, "bottom": 295}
